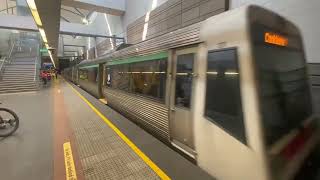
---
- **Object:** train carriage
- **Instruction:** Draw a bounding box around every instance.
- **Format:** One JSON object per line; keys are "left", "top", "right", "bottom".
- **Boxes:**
{"left": 63, "top": 5, "right": 319, "bottom": 180}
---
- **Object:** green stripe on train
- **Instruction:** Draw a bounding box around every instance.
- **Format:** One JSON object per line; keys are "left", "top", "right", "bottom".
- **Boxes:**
{"left": 106, "top": 51, "right": 168, "bottom": 66}
{"left": 78, "top": 64, "right": 99, "bottom": 69}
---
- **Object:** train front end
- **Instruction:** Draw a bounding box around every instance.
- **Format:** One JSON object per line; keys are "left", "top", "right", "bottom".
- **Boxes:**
{"left": 248, "top": 6, "right": 320, "bottom": 180}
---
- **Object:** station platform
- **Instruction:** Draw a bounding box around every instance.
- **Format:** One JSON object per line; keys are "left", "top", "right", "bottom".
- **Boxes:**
{"left": 0, "top": 78, "right": 214, "bottom": 180}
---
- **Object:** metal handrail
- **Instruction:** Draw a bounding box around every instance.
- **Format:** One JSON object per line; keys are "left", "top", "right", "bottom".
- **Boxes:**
{"left": 33, "top": 43, "right": 40, "bottom": 81}
{"left": 0, "top": 42, "right": 15, "bottom": 79}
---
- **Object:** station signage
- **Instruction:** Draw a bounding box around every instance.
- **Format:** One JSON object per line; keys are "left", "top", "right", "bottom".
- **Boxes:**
{"left": 265, "top": 32, "right": 288, "bottom": 47}
{"left": 40, "top": 48, "right": 48, "bottom": 53}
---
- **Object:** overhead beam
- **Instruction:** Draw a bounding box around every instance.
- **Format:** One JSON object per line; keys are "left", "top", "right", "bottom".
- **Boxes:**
{"left": 74, "top": 7, "right": 85, "bottom": 17}
{"left": 0, "top": 14, "right": 124, "bottom": 40}
{"left": 60, "top": 31, "right": 124, "bottom": 39}
{"left": 61, "top": 7, "right": 83, "bottom": 17}
{"left": 63, "top": 44, "right": 86, "bottom": 47}
{"left": 61, "top": 15, "right": 70, "bottom": 22}
{"left": 62, "top": 0, "right": 125, "bottom": 16}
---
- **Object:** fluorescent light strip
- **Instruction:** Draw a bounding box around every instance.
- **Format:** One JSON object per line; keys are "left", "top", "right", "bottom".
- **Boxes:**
{"left": 86, "top": 50, "right": 89, "bottom": 60}
{"left": 104, "top": 14, "right": 114, "bottom": 49}
{"left": 39, "top": 28, "right": 48, "bottom": 43}
{"left": 26, "top": 0, "right": 36, "bottom": 10}
{"left": 88, "top": 37, "right": 91, "bottom": 49}
{"left": 142, "top": 0, "right": 157, "bottom": 41}
{"left": 206, "top": 72, "right": 239, "bottom": 75}
{"left": 48, "top": 50, "right": 56, "bottom": 68}
{"left": 26, "top": 0, "right": 42, "bottom": 26}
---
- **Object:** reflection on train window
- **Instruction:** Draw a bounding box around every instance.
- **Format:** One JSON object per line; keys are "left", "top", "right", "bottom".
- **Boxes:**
{"left": 130, "top": 60, "right": 167, "bottom": 99}
{"left": 105, "top": 58, "right": 167, "bottom": 101}
{"left": 175, "top": 54, "right": 194, "bottom": 108}
{"left": 79, "top": 67, "right": 98, "bottom": 82}
{"left": 107, "top": 64, "right": 130, "bottom": 91}
{"left": 88, "top": 67, "right": 98, "bottom": 82}
{"left": 79, "top": 69, "right": 88, "bottom": 80}
{"left": 205, "top": 48, "right": 246, "bottom": 144}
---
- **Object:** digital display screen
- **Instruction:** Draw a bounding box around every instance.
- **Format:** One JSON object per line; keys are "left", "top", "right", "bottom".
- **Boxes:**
{"left": 265, "top": 32, "right": 288, "bottom": 47}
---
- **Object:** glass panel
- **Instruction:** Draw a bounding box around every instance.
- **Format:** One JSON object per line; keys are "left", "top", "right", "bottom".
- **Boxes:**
{"left": 205, "top": 49, "right": 246, "bottom": 144}
{"left": 175, "top": 54, "right": 194, "bottom": 108}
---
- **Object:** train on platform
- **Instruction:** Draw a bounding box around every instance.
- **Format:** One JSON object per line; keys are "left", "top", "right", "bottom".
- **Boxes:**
{"left": 63, "top": 5, "right": 320, "bottom": 180}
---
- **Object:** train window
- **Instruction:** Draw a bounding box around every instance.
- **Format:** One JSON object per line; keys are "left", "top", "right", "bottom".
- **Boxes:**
{"left": 87, "top": 67, "right": 98, "bottom": 82}
{"left": 105, "top": 59, "right": 167, "bottom": 101}
{"left": 129, "top": 59, "right": 167, "bottom": 100}
{"left": 251, "top": 24, "right": 312, "bottom": 146}
{"left": 106, "top": 64, "right": 130, "bottom": 91}
{"left": 175, "top": 54, "right": 194, "bottom": 108}
{"left": 79, "top": 69, "right": 88, "bottom": 80}
{"left": 205, "top": 48, "right": 246, "bottom": 144}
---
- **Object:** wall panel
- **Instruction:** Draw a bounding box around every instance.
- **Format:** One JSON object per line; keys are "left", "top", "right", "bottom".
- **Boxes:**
{"left": 126, "top": 0, "right": 228, "bottom": 44}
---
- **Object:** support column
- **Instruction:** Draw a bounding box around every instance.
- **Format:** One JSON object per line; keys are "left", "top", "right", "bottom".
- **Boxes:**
{"left": 94, "top": 37, "right": 98, "bottom": 58}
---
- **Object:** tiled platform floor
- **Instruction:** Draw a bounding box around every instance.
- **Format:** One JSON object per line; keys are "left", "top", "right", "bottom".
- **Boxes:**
{"left": 61, "top": 81, "right": 159, "bottom": 180}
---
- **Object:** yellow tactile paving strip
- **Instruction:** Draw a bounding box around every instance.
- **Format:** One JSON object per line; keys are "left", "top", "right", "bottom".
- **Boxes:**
{"left": 61, "top": 81, "right": 169, "bottom": 180}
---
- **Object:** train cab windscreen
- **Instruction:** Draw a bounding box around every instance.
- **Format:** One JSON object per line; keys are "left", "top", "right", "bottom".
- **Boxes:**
{"left": 251, "top": 23, "right": 312, "bottom": 146}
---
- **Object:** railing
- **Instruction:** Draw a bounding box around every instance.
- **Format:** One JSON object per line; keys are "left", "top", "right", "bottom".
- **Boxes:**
{"left": 0, "top": 6, "right": 16, "bottom": 15}
{"left": 34, "top": 43, "right": 40, "bottom": 82}
{"left": 0, "top": 42, "right": 15, "bottom": 79}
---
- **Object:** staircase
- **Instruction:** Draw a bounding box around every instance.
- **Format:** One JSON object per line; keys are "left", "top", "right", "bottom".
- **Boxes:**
{"left": 0, "top": 52, "right": 39, "bottom": 94}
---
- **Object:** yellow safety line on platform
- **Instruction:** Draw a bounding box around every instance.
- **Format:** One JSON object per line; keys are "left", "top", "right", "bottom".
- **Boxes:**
{"left": 66, "top": 82, "right": 171, "bottom": 180}
{"left": 63, "top": 142, "right": 78, "bottom": 180}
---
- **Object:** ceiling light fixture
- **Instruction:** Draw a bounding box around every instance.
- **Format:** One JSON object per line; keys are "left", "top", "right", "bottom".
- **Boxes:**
{"left": 82, "top": 18, "right": 89, "bottom": 25}
{"left": 26, "top": 0, "right": 55, "bottom": 68}
{"left": 48, "top": 50, "right": 56, "bottom": 67}
{"left": 39, "top": 28, "right": 48, "bottom": 43}
{"left": 26, "top": 0, "right": 42, "bottom": 26}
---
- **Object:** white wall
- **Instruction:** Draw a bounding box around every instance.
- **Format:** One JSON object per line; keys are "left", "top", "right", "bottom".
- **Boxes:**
{"left": 230, "top": 0, "right": 320, "bottom": 62}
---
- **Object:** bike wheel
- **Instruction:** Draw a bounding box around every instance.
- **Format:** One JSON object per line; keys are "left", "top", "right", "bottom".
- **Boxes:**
{"left": 0, "top": 108, "right": 19, "bottom": 137}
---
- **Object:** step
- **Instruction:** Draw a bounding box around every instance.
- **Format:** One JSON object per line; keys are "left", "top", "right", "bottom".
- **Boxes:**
{"left": 2, "top": 73, "right": 35, "bottom": 76}
{"left": 3, "top": 70, "right": 35, "bottom": 73}
{"left": 0, "top": 85, "right": 38, "bottom": 90}
{"left": 3, "top": 71, "right": 35, "bottom": 74}
{"left": 4, "top": 70, "right": 35, "bottom": 73}
{"left": 4, "top": 68, "right": 35, "bottom": 71}
{"left": 5, "top": 65, "right": 35, "bottom": 68}
{"left": 1, "top": 75, "right": 35, "bottom": 79}
{"left": 0, "top": 86, "right": 37, "bottom": 90}
{"left": 1, "top": 77, "right": 35, "bottom": 80}
{"left": 1, "top": 75, "right": 35, "bottom": 78}
{"left": 0, "top": 88, "right": 38, "bottom": 94}
{"left": 1, "top": 76, "right": 35, "bottom": 79}
{"left": 0, "top": 81, "right": 37, "bottom": 85}
{"left": 12, "top": 61, "right": 36, "bottom": 63}
{"left": 6, "top": 63, "right": 34, "bottom": 67}
{"left": 0, "top": 84, "right": 38, "bottom": 90}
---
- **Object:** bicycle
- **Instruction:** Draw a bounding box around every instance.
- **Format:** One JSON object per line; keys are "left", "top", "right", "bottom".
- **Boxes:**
{"left": 0, "top": 103, "right": 19, "bottom": 137}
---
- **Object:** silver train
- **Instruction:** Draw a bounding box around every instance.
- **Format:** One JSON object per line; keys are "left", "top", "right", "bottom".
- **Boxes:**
{"left": 63, "top": 5, "right": 319, "bottom": 180}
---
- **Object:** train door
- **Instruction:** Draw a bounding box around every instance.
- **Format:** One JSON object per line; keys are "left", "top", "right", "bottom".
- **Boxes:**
{"left": 169, "top": 47, "right": 197, "bottom": 156}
